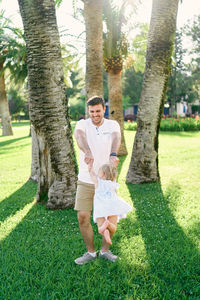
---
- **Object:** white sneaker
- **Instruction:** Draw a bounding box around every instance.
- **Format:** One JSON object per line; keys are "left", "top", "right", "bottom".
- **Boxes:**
{"left": 74, "top": 252, "right": 97, "bottom": 265}
{"left": 99, "top": 250, "right": 117, "bottom": 262}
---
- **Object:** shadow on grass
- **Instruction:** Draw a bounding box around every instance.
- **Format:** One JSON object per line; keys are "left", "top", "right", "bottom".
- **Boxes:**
{"left": 123, "top": 181, "right": 200, "bottom": 298}
{"left": 0, "top": 179, "right": 199, "bottom": 299}
{"left": 0, "top": 180, "right": 37, "bottom": 223}
{"left": 12, "top": 121, "right": 30, "bottom": 127}
{"left": 117, "top": 155, "right": 127, "bottom": 179}
{"left": 159, "top": 131, "right": 200, "bottom": 137}
{"left": 0, "top": 136, "right": 30, "bottom": 148}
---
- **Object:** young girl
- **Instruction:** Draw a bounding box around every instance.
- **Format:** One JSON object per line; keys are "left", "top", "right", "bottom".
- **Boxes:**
{"left": 88, "top": 162, "right": 132, "bottom": 245}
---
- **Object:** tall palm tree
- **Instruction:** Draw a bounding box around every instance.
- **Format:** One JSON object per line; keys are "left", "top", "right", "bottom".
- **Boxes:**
{"left": 0, "top": 12, "right": 13, "bottom": 136}
{"left": 17, "top": 0, "right": 77, "bottom": 209}
{"left": 84, "top": 0, "right": 103, "bottom": 110}
{"left": 0, "top": 14, "right": 28, "bottom": 136}
{"left": 126, "top": 0, "right": 179, "bottom": 184}
{"left": 103, "top": 0, "right": 130, "bottom": 155}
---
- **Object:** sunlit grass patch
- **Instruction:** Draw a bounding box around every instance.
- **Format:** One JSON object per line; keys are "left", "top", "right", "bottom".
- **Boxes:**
{"left": 0, "top": 124, "right": 199, "bottom": 299}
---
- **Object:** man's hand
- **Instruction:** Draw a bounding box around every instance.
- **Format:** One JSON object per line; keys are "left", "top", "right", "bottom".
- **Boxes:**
{"left": 84, "top": 150, "right": 94, "bottom": 165}
{"left": 110, "top": 156, "right": 119, "bottom": 166}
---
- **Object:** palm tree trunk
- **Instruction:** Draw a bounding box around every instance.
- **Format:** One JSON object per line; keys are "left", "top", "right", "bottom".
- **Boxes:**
{"left": 0, "top": 61, "right": 13, "bottom": 136}
{"left": 126, "top": 0, "right": 179, "bottom": 184}
{"left": 108, "top": 71, "right": 127, "bottom": 155}
{"left": 84, "top": 0, "right": 103, "bottom": 115}
{"left": 18, "top": 0, "right": 77, "bottom": 209}
{"left": 30, "top": 125, "right": 39, "bottom": 182}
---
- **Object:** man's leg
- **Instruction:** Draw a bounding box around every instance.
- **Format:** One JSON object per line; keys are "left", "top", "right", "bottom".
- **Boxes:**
{"left": 77, "top": 210, "right": 95, "bottom": 253}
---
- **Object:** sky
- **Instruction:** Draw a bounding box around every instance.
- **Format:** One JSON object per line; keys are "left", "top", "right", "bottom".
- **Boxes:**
{"left": 1, "top": 0, "right": 200, "bottom": 30}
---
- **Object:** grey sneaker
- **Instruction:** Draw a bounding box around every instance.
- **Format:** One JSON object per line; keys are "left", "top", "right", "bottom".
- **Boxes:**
{"left": 74, "top": 252, "right": 97, "bottom": 265}
{"left": 99, "top": 250, "right": 117, "bottom": 262}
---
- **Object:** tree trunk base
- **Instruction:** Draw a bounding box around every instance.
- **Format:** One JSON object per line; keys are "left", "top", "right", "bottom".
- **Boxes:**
{"left": 46, "top": 179, "right": 76, "bottom": 209}
{"left": 126, "top": 168, "right": 160, "bottom": 184}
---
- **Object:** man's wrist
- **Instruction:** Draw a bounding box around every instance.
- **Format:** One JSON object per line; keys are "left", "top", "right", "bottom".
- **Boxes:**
{"left": 110, "top": 152, "right": 117, "bottom": 156}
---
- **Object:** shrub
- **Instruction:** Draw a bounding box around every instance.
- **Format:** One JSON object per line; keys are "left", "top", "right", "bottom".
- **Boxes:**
{"left": 124, "top": 121, "right": 137, "bottom": 131}
{"left": 124, "top": 118, "right": 200, "bottom": 131}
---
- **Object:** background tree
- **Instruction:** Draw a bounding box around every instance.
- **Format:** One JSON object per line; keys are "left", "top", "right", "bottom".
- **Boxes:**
{"left": 8, "top": 87, "right": 28, "bottom": 119}
{"left": 127, "top": 0, "right": 179, "bottom": 184}
{"left": 0, "top": 12, "right": 28, "bottom": 135}
{"left": 0, "top": 12, "right": 13, "bottom": 136}
{"left": 122, "top": 23, "right": 147, "bottom": 111}
{"left": 67, "top": 65, "right": 85, "bottom": 120}
{"left": 103, "top": 0, "right": 130, "bottom": 155}
{"left": 17, "top": 0, "right": 77, "bottom": 209}
{"left": 84, "top": 0, "right": 103, "bottom": 107}
{"left": 185, "top": 15, "right": 200, "bottom": 102}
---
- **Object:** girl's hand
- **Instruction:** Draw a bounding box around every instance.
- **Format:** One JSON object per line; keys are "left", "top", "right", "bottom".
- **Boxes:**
{"left": 110, "top": 156, "right": 119, "bottom": 167}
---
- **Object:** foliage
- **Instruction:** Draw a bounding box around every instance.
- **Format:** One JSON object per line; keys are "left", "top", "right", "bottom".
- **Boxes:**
{"left": 8, "top": 87, "right": 28, "bottom": 119}
{"left": 122, "top": 66, "right": 144, "bottom": 105}
{"left": 184, "top": 15, "right": 200, "bottom": 98}
{"left": 0, "top": 124, "right": 200, "bottom": 299}
{"left": 68, "top": 96, "right": 85, "bottom": 120}
{"left": 130, "top": 23, "right": 148, "bottom": 72}
{"left": 124, "top": 117, "right": 200, "bottom": 131}
{"left": 61, "top": 44, "right": 82, "bottom": 88}
{"left": 166, "top": 29, "right": 198, "bottom": 106}
{"left": 66, "top": 66, "right": 84, "bottom": 99}
{"left": 0, "top": 12, "right": 27, "bottom": 85}
{"left": 66, "top": 63, "right": 85, "bottom": 120}
{"left": 103, "top": 0, "right": 129, "bottom": 72}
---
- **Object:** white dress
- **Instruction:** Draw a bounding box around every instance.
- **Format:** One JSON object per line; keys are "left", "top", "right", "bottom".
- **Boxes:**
{"left": 93, "top": 178, "right": 133, "bottom": 223}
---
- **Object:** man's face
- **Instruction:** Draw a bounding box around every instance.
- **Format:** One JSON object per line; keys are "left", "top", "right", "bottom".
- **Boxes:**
{"left": 88, "top": 104, "right": 105, "bottom": 126}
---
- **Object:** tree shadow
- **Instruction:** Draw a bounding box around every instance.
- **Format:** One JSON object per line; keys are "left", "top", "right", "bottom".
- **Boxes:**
{"left": 160, "top": 131, "right": 199, "bottom": 138}
{"left": 0, "top": 136, "right": 30, "bottom": 148}
{"left": 0, "top": 180, "right": 37, "bottom": 223}
{"left": 117, "top": 155, "right": 127, "bottom": 179}
{"left": 124, "top": 181, "right": 200, "bottom": 298}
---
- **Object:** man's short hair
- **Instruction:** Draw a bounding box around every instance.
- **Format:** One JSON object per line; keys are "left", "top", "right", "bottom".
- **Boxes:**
{"left": 87, "top": 96, "right": 105, "bottom": 108}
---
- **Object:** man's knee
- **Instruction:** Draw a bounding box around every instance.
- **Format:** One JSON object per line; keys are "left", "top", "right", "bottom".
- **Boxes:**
{"left": 77, "top": 211, "right": 91, "bottom": 226}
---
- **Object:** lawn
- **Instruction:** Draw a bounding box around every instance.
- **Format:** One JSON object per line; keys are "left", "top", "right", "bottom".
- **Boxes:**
{"left": 0, "top": 122, "right": 200, "bottom": 299}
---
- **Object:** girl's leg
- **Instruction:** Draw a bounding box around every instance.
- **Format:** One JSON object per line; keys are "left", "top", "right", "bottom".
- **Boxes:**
{"left": 97, "top": 217, "right": 108, "bottom": 234}
{"left": 107, "top": 216, "right": 118, "bottom": 237}
{"left": 103, "top": 229, "right": 112, "bottom": 245}
{"left": 97, "top": 217, "right": 112, "bottom": 245}
{"left": 101, "top": 216, "right": 118, "bottom": 249}
{"left": 98, "top": 219, "right": 109, "bottom": 234}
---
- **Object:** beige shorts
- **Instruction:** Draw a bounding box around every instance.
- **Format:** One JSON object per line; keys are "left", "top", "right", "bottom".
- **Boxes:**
{"left": 74, "top": 180, "right": 95, "bottom": 211}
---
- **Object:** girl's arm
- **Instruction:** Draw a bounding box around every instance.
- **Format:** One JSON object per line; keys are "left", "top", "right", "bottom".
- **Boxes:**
{"left": 88, "top": 162, "right": 98, "bottom": 188}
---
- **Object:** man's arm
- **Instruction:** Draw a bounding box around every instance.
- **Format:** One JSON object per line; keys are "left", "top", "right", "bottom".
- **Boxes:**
{"left": 74, "top": 129, "right": 94, "bottom": 165}
{"left": 88, "top": 162, "right": 98, "bottom": 187}
{"left": 110, "top": 131, "right": 121, "bottom": 166}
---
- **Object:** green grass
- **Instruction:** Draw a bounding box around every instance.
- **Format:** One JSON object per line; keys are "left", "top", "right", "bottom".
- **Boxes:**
{"left": 0, "top": 124, "right": 200, "bottom": 299}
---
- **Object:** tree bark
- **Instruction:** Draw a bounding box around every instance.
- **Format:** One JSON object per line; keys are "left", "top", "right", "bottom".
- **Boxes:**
{"left": 0, "top": 61, "right": 13, "bottom": 136}
{"left": 126, "top": 0, "right": 179, "bottom": 184}
{"left": 84, "top": 0, "right": 103, "bottom": 114}
{"left": 108, "top": 71, "right": 127, "bottom": 155}
{"left": 30, "top": 125, "right": 40, "bottom": 182}
{"left": 18, "top": 0, "right": 77, "bottom": 208}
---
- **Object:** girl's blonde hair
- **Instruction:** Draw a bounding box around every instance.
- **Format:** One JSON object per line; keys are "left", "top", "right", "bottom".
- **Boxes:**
{"left": 100, "top": 163, "right": 117, "bottom": 181}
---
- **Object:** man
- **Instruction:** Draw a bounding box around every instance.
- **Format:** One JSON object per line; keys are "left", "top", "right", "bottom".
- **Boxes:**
{"left": 74, "top": 96, "right": 121, "bottom": 265}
